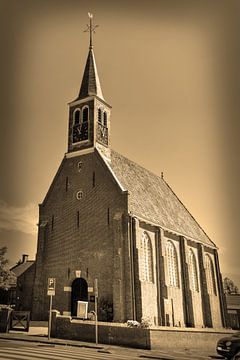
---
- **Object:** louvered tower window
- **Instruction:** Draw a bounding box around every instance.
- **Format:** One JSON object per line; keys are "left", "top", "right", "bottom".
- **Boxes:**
{"left": 98, "top": 108, "right": 102, "bottom": 123}
{"left": 74, "top": 109, "right": 80, "bottom": 124}
{"left": 189, "top": 249, "right": 199, "bottom": 292}
{"left": 166, "top": 241, "right": 179, "bottom": 287}
{"left": 141, "top": 232, "right": 153, "bottom": 282}
{"left": 82, "top": 107, "right": 89, "bottom": 122}
{"left": 103, "top": 111, "right": 107, "bottom": 127}
{"left": 205, "top": 254, "right": 217, "bottom": 295}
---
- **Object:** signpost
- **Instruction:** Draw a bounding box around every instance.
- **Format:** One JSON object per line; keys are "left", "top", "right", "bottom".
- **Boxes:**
{"left": 94, "top": 278, "right": 98, "bottom": 345}
{"left": 47, "top": 278, "right": 56, "bottom": 340}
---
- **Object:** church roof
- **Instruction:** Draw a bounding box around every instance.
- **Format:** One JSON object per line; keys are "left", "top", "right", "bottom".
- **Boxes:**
{"left": 77, "top": 48, "right": 104, "bottom": 101}
{"left": 107, "top": 150, "right": 215, "bottom": 247}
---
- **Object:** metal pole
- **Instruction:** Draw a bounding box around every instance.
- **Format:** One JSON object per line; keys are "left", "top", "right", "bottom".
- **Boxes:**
{"left": 94, "top": 278, "right": 98, "bottom": 345}
{"left": 95, "top": 295, "right": 98, "bottom": 345}
{"left": 48, "top": 294, "right": 53, "bottom": 340}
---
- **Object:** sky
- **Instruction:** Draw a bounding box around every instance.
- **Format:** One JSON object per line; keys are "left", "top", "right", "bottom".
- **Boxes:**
{"left": 0, "top": 0, "right": 240, "bottom": 287}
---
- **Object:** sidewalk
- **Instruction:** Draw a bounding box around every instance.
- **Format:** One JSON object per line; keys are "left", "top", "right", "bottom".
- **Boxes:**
{"left": 0, "top": 324, "right": 221, "bottom": 360}
{"left": 0, "top": 324, "right": 104, "bottom": 349}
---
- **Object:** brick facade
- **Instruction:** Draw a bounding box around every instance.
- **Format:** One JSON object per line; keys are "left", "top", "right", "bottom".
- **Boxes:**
{"left": 32, "top": 150, "right": 128, "bottom": 320}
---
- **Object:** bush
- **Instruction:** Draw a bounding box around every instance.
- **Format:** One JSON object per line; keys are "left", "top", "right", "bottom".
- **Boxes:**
{"left": 140, "top": 317, "right": 152, "bottom": 328}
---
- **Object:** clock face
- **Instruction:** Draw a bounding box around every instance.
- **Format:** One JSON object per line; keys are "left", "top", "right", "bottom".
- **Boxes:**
{"left": 97, "top": 122, "right": 108, "bottom": 146}
{"left": 72, "top": 122, "right": 88, "bottom": 143}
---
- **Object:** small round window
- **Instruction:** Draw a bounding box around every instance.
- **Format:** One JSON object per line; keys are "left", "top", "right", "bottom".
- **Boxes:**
{"left": 76, "top": 191, "right": 83, "bottom": 200}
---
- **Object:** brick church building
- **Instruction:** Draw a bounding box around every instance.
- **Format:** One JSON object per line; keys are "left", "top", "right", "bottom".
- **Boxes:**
{"left": 32, "top": 18, "right": 226, "bottom": 328}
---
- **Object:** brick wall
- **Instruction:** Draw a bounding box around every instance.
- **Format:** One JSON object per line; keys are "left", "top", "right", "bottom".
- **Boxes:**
{"left": 51, "top": 311, "right": 150, "bottom": 349}
{"left": 32, "top": 150, "right": 128, "bottom": 320}
{"left": 51, "top": 311, "right": 234, "bottom": 351}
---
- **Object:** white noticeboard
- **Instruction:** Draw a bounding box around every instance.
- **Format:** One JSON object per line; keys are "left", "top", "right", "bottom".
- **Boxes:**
{"left": 77, "top": 301, "right": 88, "bottom": 319}
{"left": 75, "top": 270, "right": 81, "bottom": 278}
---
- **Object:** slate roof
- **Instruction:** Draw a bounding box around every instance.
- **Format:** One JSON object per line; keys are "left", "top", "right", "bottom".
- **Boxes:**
{"left": 107, "top": 150, "right": 215, "bottom": 247}
{"left": 77, "top": 48, "right": 104, "bottom": 101}
{"left": 11, "top": 261, "right": 35, "bottom": 278}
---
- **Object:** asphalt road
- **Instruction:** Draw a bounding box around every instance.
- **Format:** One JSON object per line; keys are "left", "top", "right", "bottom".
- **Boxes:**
{"left": 0, "top": 339, "right": 223, "bottom": 360}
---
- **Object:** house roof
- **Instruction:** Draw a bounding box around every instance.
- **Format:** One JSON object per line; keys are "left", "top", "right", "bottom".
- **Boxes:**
{"left": 77, "top": 48, "right": 104, "bottom": 101}
{"left": 226, "top": 294, "right": 240, "bottom": 309}
{"left": 11, "top": 261, "right": 35, "bottom": 278}
{"left": 106, "top": 150, "right": 215, "bottom": 247}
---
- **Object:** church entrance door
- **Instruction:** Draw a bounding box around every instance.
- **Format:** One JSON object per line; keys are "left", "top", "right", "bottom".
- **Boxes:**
{"left": 71, "top": 277, "right": 88, "bottom": 316}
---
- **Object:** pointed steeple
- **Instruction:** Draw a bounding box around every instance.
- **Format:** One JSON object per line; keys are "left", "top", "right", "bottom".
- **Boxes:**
{"left": 77, "top": 13, "right": 104, "bottom": 101}
{"left": 78, "top": 48, "right": 104, "bottom": 100}
{"left": 67, "top": 13, "right": 111, "bottom": 160}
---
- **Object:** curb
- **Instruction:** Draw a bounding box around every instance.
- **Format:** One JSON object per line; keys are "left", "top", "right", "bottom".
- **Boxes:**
{"left": 0, "top": 334, "right": 104, "bottom": 350}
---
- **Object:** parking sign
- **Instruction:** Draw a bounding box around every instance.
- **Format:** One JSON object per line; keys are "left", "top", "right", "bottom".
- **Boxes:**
{"left": 47, "top": 278, "right": 56, "bottom": 296}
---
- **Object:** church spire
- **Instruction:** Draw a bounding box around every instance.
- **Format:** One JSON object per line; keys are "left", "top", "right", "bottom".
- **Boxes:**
{"left": 78, "top": 13, "right": 104, "bottom": 101}
{"left": 67, "top": 14, "right": 111, "bottom": 159}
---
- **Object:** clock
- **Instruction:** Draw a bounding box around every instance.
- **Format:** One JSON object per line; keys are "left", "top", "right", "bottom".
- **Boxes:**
{"left": 72, "top": 122, "right": 88, "bottom": 143}
{"left": 97, "top": 123, "right": 108, "bottom": 146}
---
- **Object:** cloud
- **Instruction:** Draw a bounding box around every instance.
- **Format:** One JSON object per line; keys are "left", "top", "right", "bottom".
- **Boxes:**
{"left": 0, "top": 201, "right": 38, "bottom": 235}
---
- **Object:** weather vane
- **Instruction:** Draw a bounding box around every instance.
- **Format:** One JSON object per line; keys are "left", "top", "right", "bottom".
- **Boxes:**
{"left": 84, "top": 13, "right": 99, "bottom": 49}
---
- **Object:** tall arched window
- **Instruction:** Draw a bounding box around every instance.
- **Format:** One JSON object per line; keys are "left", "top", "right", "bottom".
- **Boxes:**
{"left": 141, "top": 232, "right": 153, "bottom": 282}
{"left": 72, "top": 108, "right": 81, "bottom": 143}
{"left": 103, "top": 111, "right": 107, "bottom": 127}
{"left": 166, "top": 241, "right": 179, "bottom": 287}
{"left": 205, "top": 254, "right": 217, "bottom": 295}
{"left": 73, "top": 109, "right": 80, "bottom": 124}
{"left": 189, "top": 249, "right": 199, "bottom": 292}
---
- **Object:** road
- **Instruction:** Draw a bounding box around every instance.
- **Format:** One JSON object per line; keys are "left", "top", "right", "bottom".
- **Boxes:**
{"left": 0, "top": 339, "right": 222, "bottom": 360}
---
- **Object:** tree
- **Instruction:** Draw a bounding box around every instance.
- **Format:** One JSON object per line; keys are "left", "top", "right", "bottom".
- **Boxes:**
{"left": 223, "top": 277, "right": 239, "bottom": 295}
{"left": 0, "top": 247, "right": 16, "bottom": 290}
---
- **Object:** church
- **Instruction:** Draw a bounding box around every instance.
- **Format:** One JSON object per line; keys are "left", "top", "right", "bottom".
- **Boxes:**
{"left": 32, "top": 16, "right": 226, "bottom": 329}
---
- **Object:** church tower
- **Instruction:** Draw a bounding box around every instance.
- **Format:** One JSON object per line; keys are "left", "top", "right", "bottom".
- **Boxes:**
{"left": 67, "top": 14, "right": 111, "bottom": 160}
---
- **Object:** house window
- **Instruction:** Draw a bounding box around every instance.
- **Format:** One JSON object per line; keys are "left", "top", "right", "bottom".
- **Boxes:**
{"left": 189, "top": 249, "right": 199, "bottom": 292}
{"left": 205, "top": 254, "right": 217, "bottom": 295}
{"left": 141, "top": 232, "right": 153, "bottom": 282}
{"left": 166, "top": 240, "right": 179, "bottom": 287}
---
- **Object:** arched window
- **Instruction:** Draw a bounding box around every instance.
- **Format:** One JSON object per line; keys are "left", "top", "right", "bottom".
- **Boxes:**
{"left": 103, "top": 111, "right": 107, "bottom": 127}
{"left": 73, "top": 109, "right": 80, "bottom": 124}
{"left": 98, "top": 108, "right": 102, "bottom": 123}
{"left": 205, "top": 254, "right": 217, "bottom": 295}
{"left": 82, "top": 106, "right": 89, "bottom": 123}
{"left": 166, "top": 241, "right": 179, "bottom": 287}
{"left": 189, "top": 249, "right": 199, "bottom": 292}
{"left": 141, "top": 232, "right": 153, "bottom": 282}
